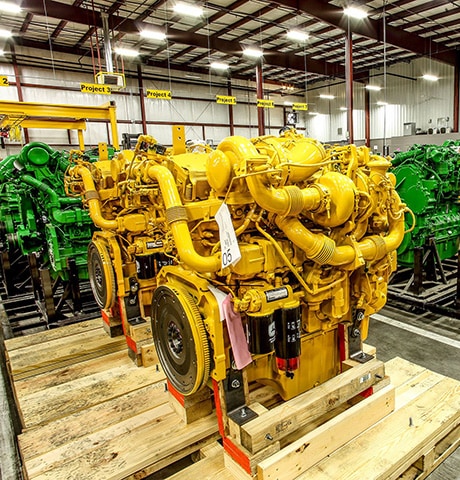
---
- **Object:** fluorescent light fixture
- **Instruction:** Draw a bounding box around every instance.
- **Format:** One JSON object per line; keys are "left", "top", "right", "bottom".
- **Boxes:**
{"left": 308, "top": 112, "right": 319, "bottom": 116}
{"left": 173, "top": 3, "right": 203, "bottom": 17}
{"left": 0, "top": 1, "right": 21, "bottom": 13}
{"left": 320, "top": 94, "right": 334, "bottom": 99}
{"left": 422, "top": 74, "right": 439, "bottom": 82}
{"left": 377, "top": 101, "right": 388, "bottom": 106}
{"left": 344, "top": 7, "right": 367, "bottom": 19}
{"left": 210, "top": 61, "right": 229, "bottom": 70}
{"left": 339, "top": 106, "right": 347, "bottom": 111}
{"left": 0, "top": 28, "right": 12, "bottom": 38}
{"left": 284, "top": 101, "right": 293, "bottom": 106}
{"left": 287, "top": 30, "right": 309, "bottom": 42}
{"left": 0, "top": 49, "right": 4, "bottom": 55}
{"left": 114, "top": 47, "right": 139, "bottom": 57}
{"left": 243, "top": 47, "right": 263, "bottom": 58}
{"left": 140, "top": 30, "right": 166, "bottom": 41}
{"left": 365, "top": 84, "right": 381, "bottom": 91}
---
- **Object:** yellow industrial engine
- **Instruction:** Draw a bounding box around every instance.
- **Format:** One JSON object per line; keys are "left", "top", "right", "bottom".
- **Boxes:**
{"left": 66, "top": 127, "right": 406, "bottom": 408}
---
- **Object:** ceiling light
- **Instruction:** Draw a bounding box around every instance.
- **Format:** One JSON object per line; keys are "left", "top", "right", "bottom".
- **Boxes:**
{"left": 287, "top": 30, "right": 309, "bottom": 42}
{"left": 340, "top": 106, "right": 347, "bottom": 111}
{"left": 344, "top": 7, "right": 367, "bottom": 19}
{"left": 365, "top": 84, "right": 381, "bottom": 91}
{"left": 140, "top": 30, "right": 166, "bottom": 41}
{"left": 284, "top": 101, "right": 293, "bottom": 106}
{"left": 243, "top": 47, "right": 263, "bottom": 58}
{"left": 320, "top": 94, "right": 334, "bottom": 99}
{"left": 173, "top": 3, "right": 203, "bottom": 17}
{"left": 210, "top": 61, "right": 229, "bottom": 70}
{"left": 0, "top": 49, "right": 4, "bottom": 55}
{"left": 308, "top": 112, "right": 319, "bottom": 116}
{"left": 0, "top": 1, "right": 21, "bottom": 13}
{"left": 0, "top": 28, "right": 12, "bottom": 38}
{"left": 422, "top": 74, "right": 439, "bottom": 82}
{"left": 377, "top": 101, "right": 388, "bottom": 106}
{"left": 114, "top": 47, "right": 139, "bottom": 57}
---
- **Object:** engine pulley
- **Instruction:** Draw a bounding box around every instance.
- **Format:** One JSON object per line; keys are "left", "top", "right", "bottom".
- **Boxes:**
{"left": 151, "top": 285, "right": 210, "bottom": 395}
{"left": 87, "top": 240, "right": 116, "bottom": 309}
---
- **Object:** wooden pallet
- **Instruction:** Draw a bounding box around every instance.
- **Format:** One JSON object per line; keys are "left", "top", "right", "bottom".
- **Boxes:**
{"left": 4, "top": 320, "right": 459, "bottom": 480}
{"left": 4, "top": 319, "right": 219, "bottom": 480}
{"left": 165, "top": 356, "right": 460, "bottom": 480}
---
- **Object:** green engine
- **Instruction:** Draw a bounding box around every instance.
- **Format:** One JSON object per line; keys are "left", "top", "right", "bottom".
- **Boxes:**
{"left": 0, "top": 142, "right": 97, "bottom": 283}
{"left": 393, "top": 142, "right": 460, "bottom": 266}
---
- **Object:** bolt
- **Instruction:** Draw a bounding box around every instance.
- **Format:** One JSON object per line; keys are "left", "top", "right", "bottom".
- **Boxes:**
{"left": 409, "top": 417, "right": 413, "bottom": 427}
{"left": 241, "top": 408, "right": 247, "bottom": 418}
{"left": 231, "top": 379, "right": 241, "bottom": 389}
{"left": 265, "top": 433, "right": 273, "bottom": 441}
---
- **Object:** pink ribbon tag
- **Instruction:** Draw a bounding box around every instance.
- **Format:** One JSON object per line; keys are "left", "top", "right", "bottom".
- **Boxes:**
{"left": 222, "top": 294, "right": 252, "bottom": 370}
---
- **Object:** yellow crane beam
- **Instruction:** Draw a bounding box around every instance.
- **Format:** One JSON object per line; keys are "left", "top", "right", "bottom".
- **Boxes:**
{"left": 0, "top": 100, "right": 119, "bottom": 150}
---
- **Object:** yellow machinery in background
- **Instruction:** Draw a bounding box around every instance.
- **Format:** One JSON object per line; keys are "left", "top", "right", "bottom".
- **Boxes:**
{"left": 66, "top": 126, "right": 407, "bottom": 404}
{"left": 0, "top": 100, "right": 119, "bottom": 149}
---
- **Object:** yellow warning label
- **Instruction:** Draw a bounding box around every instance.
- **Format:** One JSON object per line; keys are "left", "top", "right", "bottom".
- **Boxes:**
{"left": 80, "top": 83, "right": 111, "bottom": 94}
{"left": 293, "top": 102, "right": 308, "bottom": 111}
{"left": 0, "top": 76, "right": 9, "bottom": 86}
{"left": 216, "top": 95, "right": 236, "bottom": 105}
{"left": 146, "top": 89, "right": 172, "bottom": 100}
{"left": 257, "top": 99, "right": 274, "bottom": 108}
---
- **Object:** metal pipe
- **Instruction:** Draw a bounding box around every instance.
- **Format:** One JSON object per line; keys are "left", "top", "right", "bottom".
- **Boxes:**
{"left": 101, "top": 13, "right": 113, "bottom": 73}
{"left": 147, "top": 165, "right": 221, "bottom": 273}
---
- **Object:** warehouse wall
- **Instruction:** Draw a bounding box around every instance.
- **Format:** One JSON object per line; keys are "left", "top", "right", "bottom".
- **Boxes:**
{"left": 0, "top": 60, "right": 307, "bottom": 155}
{"left": 306, "top": 57, "right": 455, "bottom": 144}
{"left": 0, "top": 55, "right": 456, "bottom": 154}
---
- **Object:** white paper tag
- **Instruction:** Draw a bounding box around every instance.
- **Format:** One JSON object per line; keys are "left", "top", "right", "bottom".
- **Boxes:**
{"left": 215, "top": 203, "right": 242, "bottom": 269}
{"left": 207, "top": 284, "right": 228, "bottom": 322}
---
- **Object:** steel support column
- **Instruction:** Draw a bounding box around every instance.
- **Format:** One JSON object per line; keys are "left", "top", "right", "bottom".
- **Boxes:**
{"left": 10, "top": 43, "right": 29, "bottom": 143}
{"left": 345, "top": 31, "right": 354, "bottom": 144}
{"left": 137, "top": 64, "right": 147, "bottom": 135}
{"left": 227, "top": 79, "right": 235, "bottom": 136}
{"left": 255, "top": 62, "right": 265, "bottom": 136}
{"left": 364, "top": 85, "right": 370, "bottom": 147}
{"left": 454, "top": 52, "right": 460, "bottom": 133}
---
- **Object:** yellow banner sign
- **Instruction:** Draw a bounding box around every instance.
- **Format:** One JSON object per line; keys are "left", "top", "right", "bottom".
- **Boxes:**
{"left": 80, "top": 83, "right": 111, "bottom": 94}
{"left": 216, "top": 95, "right": 236, "bottom": 105}
{"left": 147, "top": 89, "right": 172, "bottom": 100}
{"left": 257, "top": 99, "right": 274, "bottom": 108}
{"left": 293, "top": 102, "right": 308, "bottom": 111}
{"left": 0, "top": 76, "right": 9, "bottom": 86}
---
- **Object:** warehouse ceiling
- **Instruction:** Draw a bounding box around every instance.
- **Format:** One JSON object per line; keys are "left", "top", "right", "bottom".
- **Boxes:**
{"left": 2, "top": 0, "right": 460, "bottom": 88}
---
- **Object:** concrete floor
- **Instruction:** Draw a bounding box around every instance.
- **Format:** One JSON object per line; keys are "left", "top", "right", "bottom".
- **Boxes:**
{"left": 367, "top": 305, "right": 460, "bottom": 480}
{"left": 1, "top": 304, "right": 459, "bottom": 480}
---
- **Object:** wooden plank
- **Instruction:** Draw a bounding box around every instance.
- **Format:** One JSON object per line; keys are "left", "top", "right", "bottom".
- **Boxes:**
{"left": 20, "top": 364, "right": 164, "bottom": 428}
{"left": 29, "top": 413, "right": 219, "bottom": 480}
{"left": 18, "top": 380, "right": 168, "bottom": 460}
{"left": 165, "top": 452, "right": 227, "bottom": 480}
{"left": 400, "top": 424, "right": 460, "bottom": 480}
{"left": 296, "top": 376, "right": 460, "bottom": 480}
{"left": 240, "top": 358, "right": 385, "bottom": 453}
{"left": 8, "top": 329, "right": 126, "bottom": 377}
{"left": 383, "top": 357, "right": 427, "bottom": 388}
{"left": 4, "top": 319, "right": 103, "bottom": 351}
{"left": 123, "top": 433, "right": 221, "bottom": 480}
{"left": 14, "top": 350, "right": 133, "bottom": 398}
{"left": 257, "top": 385, "right": 395, "bottom": 480}
{"left": 25, "top": 403, "right": 174, "bottom": 477}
